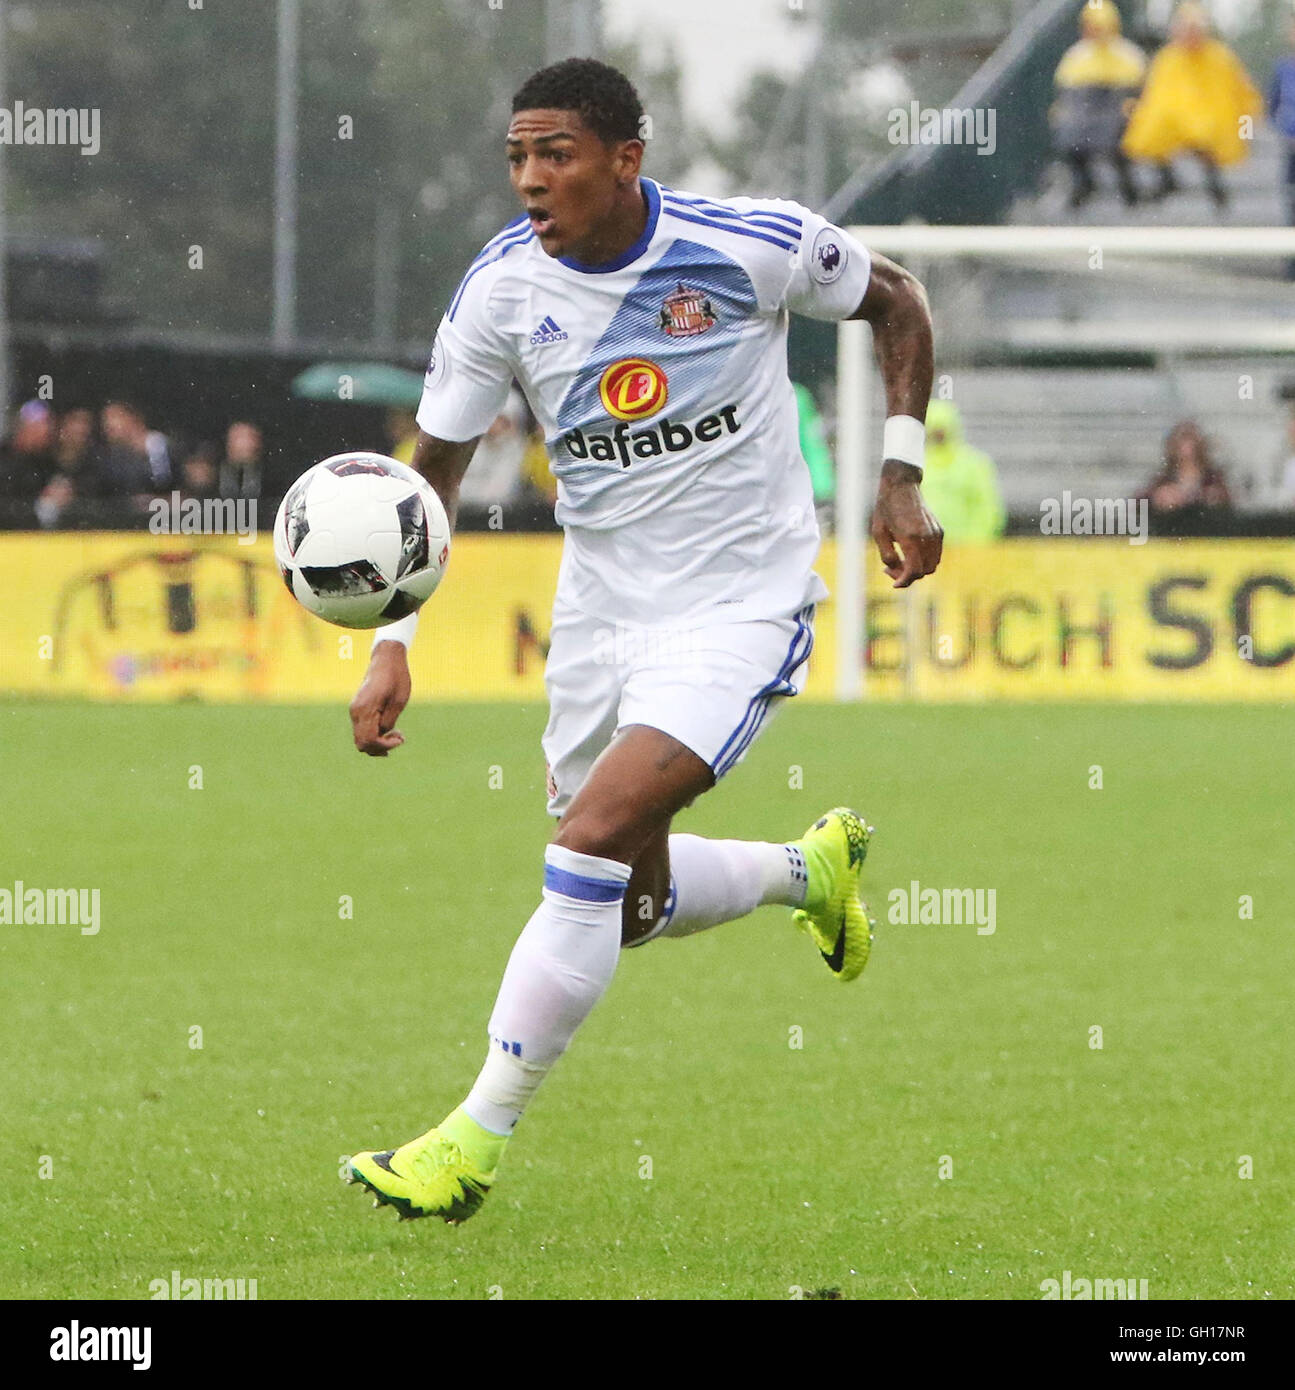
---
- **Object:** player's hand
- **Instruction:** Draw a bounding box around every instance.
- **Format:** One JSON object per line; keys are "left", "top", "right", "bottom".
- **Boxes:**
{"left": 871, "top": 459, "right": 943, "bottom": 589}
{"left": 349, "top": 642, "right": 411, "bottom": 756}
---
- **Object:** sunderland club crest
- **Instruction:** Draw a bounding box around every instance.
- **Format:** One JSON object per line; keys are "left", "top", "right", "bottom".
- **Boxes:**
{"left": 659, "top": 282, "right": 716, "bottom": 338}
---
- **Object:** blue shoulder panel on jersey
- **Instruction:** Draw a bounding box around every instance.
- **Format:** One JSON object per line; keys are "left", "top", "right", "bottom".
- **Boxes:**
{"left": 554, "top": 236, "right": 759, "bottom": 433}
{"left": 448, "top": 224, "right": 534, "bottom": 321}
{"left": 661, "top": 205, "right": 800, "bottom": 253}
{"left": 663, "top": 191, "right": 804, "bottom": 237}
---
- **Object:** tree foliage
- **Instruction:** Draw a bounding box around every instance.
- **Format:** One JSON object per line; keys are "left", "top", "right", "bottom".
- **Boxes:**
{"left": 9, "top": 0, "right": 550, "bottom": 347}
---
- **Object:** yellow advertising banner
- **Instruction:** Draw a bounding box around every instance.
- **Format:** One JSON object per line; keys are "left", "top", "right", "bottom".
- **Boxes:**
{"left": 0, "top": 532, "right": 559, "bottom": 703}
{"left": 0, "top": 532, "right": 1290, "bottom": 702}
{"left": 861, "top": 538, "right": 1295, "bottom": 700}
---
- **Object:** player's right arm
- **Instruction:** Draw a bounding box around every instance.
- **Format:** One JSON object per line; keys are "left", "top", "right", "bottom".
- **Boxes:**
{"left": 349, "top": 431, "right": 478, "bottom": 756}
{"left": 409, "top": 429, "right": 478, "bottom": 532}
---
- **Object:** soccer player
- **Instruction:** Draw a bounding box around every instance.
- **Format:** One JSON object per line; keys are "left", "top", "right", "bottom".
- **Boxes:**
{"left": 346, "top": 59, "right": 941, "bottom": 1223}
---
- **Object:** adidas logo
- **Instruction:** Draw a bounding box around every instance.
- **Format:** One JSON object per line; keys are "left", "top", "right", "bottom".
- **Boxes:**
{"left": 529, "top": 315, "right": 568, "bottom": 345}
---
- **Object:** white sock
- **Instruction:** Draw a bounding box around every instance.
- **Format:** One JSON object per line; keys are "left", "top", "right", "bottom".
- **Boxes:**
{"left": 655, "top": 833, "right": 808, "bottom": 941}
{"left": 463, "top": 844, "right": 631, "bottom": 1135}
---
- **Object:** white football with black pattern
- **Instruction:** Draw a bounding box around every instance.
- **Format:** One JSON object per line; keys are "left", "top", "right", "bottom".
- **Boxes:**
{"left": 273, "top": 453, "right": 451, "bottom": 629}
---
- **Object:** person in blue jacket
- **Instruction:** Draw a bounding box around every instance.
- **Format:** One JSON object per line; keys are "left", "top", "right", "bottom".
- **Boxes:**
{"left": 1268, "top": 16, "right": 1295, "bottom": 275}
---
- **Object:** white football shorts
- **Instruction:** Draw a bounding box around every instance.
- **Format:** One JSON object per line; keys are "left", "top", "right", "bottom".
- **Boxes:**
{"left": 541, "top": 601, "right": 816, "bottom": 818}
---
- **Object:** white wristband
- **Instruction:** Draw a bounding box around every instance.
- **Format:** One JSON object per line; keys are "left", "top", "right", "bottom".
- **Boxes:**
{"left": 372, "top": 611, "right": 419, "bottom": 651}
{"left": 882, "top": 415, "right": 926, "bottom": 475}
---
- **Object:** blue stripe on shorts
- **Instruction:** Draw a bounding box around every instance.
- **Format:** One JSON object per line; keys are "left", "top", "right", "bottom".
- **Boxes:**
{"left": 710, "top": 606, "right": 815, "bottom": 779}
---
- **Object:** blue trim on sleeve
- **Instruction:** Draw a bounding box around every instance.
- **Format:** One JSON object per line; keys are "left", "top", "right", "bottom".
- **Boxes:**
{"left": 477, "top": 213, "right": 531, "bottom": 257}
{"left": 459, "top": 222, "right": 532, "bottom": 281}
{"left": 661, "top": 206, "right": 800, "bottom": 252}
{"left": 663, "top": 192, "right": 803, "bottom": 237}
{"left": 448, "top": 226, "right": 534, "bottom": 320}
{"left": 543, "top": 864, "right": 628, "bottom": 903}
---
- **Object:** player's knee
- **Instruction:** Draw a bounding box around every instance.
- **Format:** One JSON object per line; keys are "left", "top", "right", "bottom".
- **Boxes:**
{"left": 552, "top": 810, "right": 649, "bottom": 865}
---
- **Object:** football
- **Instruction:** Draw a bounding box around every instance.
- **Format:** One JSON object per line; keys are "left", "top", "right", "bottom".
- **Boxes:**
{"left": 273, "top": 452, "right": 451, "bottom": 629}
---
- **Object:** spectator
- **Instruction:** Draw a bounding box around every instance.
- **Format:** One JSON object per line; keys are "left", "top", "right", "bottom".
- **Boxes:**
{"left": 100, "top": 400, "right": 170, "bottom": 496}
{"left": 0, "top": 400, "right": 58, "bottom": 501}
{"left": 794, "top": 382, "right": 835, "bottom": 506}
{"left": 1121, "top": 2, "right": 1261, "bottom": 211}
{"left": 385, "top": 409, "right": 419, "bottom": 467}
{"left": 34, "top": 475, "right": 78, "bottom": 531}
{"left": 459, "top": 389, "right": 528, "bottom": 510}
{"left": 1142, "top": 421, "right": 1232, "bottom": 512}
{"left": 218, "top": 420, "right": 262, "bottom": 499}
{"left": 34, "top": 407, "right": 104, "bottom": 529}
{"left": 1267, "top": 15, "right": 1295, "bottom": 276}
{"left": 179, "top": 441, "right": 222, "bottom": 500}
{"left": 1273, "top": 407, "right": 1295, "bottom": 507}
{"left": 53, "top": 407, "right": 102, "bottom": 492}
{"left": 919, "top": 400, "right": 1006, "bottom": 543}
{"left": 519, "top": 422, "right": 557, "bottom": 507}
{"left": 1050, "top": 0, "right": 1146, "bottom": 208}
{"left": 145, "top": 426, "right": 173, "bottom": 490}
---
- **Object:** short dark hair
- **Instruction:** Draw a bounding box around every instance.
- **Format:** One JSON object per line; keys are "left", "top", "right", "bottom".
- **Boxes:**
{"left": 511, "top": 58, "right": 643, "bottom": 145}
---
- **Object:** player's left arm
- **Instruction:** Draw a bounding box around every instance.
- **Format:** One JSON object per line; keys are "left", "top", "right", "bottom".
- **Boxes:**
{"left": 850, "top": 253, "right": 943, "bottom": 589}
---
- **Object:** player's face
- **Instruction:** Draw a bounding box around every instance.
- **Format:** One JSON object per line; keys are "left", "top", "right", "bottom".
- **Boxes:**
{"left": 507, "top": 109, "right": 635, "bottom": 259}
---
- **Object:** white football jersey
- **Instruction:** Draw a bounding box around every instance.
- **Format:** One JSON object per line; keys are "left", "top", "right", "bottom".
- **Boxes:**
{"left": 417, "top": 177, "right": 871, "bottom": 625}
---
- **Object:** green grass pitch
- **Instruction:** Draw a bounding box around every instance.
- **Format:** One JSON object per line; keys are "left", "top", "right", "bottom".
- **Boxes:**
{"left": 1, "top": 699, "right": 1292, "bottom": 1300}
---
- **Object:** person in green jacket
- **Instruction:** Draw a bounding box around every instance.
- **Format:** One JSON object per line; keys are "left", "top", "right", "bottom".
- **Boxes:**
{"left": 920, "top": 399, "right": 1006, "bottom": 542}
{"left": 794, "top": 382, "right": 836, "bottom": 505}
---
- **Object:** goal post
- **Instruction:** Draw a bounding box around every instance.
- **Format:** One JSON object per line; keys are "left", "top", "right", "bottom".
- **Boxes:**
{"left": 832, "top": 224, "right": 1295, "bottom": 701}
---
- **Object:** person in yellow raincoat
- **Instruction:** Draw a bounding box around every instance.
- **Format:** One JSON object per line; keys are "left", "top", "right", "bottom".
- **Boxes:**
{"left": 1122, "top": 1, "right": 1261, "bottom": 209}
{"left": 1051, "top": 0, "right": 1147, "bottom": 208}
{"left": 919, "top": 400, "right": 1006, "bottom": 544}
